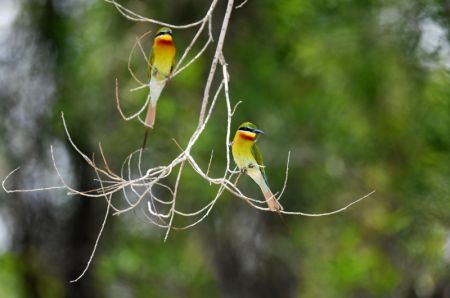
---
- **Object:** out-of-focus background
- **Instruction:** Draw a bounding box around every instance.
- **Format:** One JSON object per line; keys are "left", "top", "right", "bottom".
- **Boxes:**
{"left": 0, "top": 0, "right": 449, "bottom": 297}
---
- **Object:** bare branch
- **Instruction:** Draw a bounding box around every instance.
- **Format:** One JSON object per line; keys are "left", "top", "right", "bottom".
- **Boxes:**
{"left": 281, "top": 190, "right": 376, "bottom": 217}
{"left": 128, "top": 30, "right": 152, "bottom": 86}
{"left": 70, "top": 162, "right": 112, "bottom": 283}
{"left": 197, "top": 0, "right": 235, "bottom": 127}
{"left": 3, "top": 0, "right": 376, "bottom": 283}
{"left": 103, "top": 0, "right": 213, "bottom": 28}
{"left": 2, "top": 167, "right": 65, "bottom": 193}
{"left": 235, "top": 0, "right": 250, "bottom": 9}
{"left": 163, "top": 161, "right": 185, "bottom": 242}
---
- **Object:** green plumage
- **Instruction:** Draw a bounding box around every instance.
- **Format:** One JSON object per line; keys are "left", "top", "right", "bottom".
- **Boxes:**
{"left": 231, "top": 122, "right": 284, "bottom": 212}
{"left": 251, "top": 142, "right": 268, "bottom": 184}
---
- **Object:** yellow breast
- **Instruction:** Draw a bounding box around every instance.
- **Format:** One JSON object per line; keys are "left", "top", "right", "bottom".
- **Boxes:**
{"left": 152, "top": 39, "right": 176, "bottom": 78}
{"left": 232, "top": 133, "right": 257, "bottom": 170}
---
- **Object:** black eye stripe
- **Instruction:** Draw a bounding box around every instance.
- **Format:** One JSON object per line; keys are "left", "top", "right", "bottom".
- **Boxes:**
{"left": 238, "top": 127, "right": 254, "bottom": 132}
{"left": 156, "top": 31, "right": 172, "bottom": 37}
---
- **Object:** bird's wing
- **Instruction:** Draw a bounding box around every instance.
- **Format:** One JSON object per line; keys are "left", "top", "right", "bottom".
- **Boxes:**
{"left": 170, "top": 51, "right": 176, "bottom": 74}
{"left": 251, "top": 143, "right": 268, "bottom": 184}
{"left": 148, "top": 47, "right": 155, "bottom": 78}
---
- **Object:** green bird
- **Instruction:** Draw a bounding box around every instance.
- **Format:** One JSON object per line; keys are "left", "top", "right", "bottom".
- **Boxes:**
{"left": 231, "top": 122, "right": 284, "bottom": 212}
{"left": 142, "top": 27, "right": 176, "bottom": 149}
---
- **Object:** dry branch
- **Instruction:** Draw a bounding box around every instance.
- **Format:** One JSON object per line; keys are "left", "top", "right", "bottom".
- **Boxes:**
{"left": 2, "top": 0, "right": 375, "bottom": 282}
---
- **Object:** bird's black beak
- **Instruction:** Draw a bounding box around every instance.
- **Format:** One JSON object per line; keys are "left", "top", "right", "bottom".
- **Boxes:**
{"left": 253, "top": 129, "right": 264, "bottom": 134}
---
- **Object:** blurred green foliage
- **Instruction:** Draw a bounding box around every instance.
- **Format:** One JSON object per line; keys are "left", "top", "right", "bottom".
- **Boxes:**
{"left": 1, "top": 0, "right": 449, "bottom": 297}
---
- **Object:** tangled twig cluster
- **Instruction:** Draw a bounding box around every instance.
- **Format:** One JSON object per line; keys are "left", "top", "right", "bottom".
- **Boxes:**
{"left": 2, "top": 0, "right": 375, "bottom": 282}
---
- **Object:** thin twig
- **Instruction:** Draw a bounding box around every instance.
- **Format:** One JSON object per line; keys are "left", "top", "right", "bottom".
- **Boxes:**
{"left": 281, "top": 190, "right": 376, "bottom": 216}
{"left": 2, "top": 0, "right": 377, "bottom": 284}
{"left": 235, "top": 0, "right": 249, "bottom": 9}
{"left": 70, "top": 158, "right": 112, "bottom": 283}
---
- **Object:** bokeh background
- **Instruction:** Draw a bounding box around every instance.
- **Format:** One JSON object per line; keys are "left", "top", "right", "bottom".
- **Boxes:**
{"left": 1, "top": 0, "right": 449, "bottom": 297}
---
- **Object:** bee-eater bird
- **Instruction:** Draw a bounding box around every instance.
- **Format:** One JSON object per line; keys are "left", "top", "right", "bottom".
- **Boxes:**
{"left": 142, "top": 27, "right": 176, "bottom": 149}
{"left": 232, "top": 122, "right": 284, "bottom": 212}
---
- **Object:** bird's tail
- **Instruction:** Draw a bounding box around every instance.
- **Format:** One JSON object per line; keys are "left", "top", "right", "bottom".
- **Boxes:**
{"left": 142, "top": 127, "right": 149, "bottom": 150}
{"left": 144, "top": 76, "right": 165, "bottom": 128}
{"left": 142, "top": 102, "right": 156, "bottom": 150}
{"left": 248, "top": 169, "right": 284, "bottom": 212}
{"left": 144, "top": 102, "right": 157, "bottom": 128}
{"left": 262, "top": 190, "right": 284, "bottom": 213}
{"left": 142, "top": 77, "right": 166, "bottom": 149}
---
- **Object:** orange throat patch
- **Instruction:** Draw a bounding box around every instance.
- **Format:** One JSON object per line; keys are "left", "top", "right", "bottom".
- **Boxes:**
{"left": 238, "top": 131, "right": 257, "bottom": 141}
{"left": 155, "top": 35, "right": 174, "bottom": 46}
